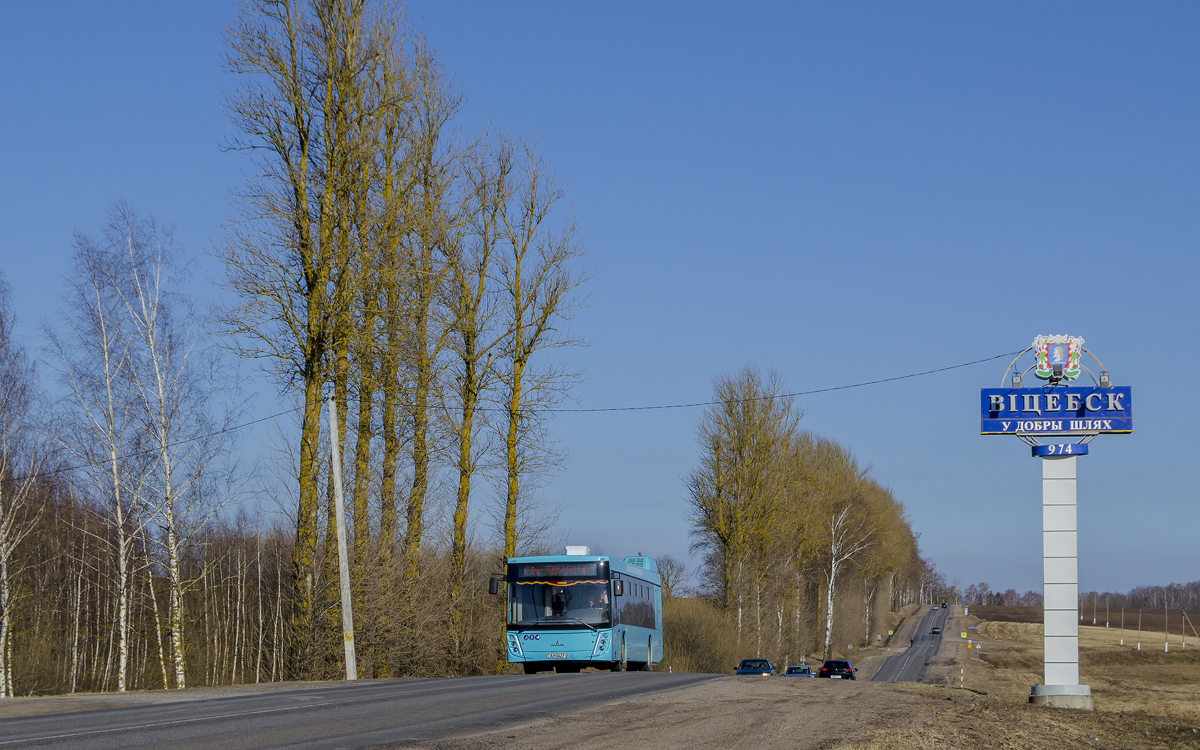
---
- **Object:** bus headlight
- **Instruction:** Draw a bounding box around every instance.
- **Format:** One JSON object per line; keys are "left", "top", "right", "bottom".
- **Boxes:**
{"left": 592, "top": 632, "right": 609, "bottom": 656}
{"left": 508, "top": 633, "right": 523, "bottom": 656}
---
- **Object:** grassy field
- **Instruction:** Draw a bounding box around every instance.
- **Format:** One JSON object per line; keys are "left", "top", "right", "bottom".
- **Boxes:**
{"left": 963, "top": 616, "right": 1200, "bottom": 720}
{"left": 827, "top": 608, "right": 1200, "bottom": 749}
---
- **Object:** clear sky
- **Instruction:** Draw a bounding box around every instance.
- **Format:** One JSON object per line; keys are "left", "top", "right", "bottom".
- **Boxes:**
{"left": 3, "top": 2, "right": 1197, "bottom": 594}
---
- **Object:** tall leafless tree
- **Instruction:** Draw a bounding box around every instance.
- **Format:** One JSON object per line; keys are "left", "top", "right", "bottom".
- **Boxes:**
{"left": 0, "top": 273, "right": 45, "bottom": 698}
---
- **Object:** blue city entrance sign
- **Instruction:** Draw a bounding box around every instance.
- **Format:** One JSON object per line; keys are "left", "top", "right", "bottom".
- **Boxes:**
{"left": 980, "top": 386, "right": 1132, "bottom": 436}
{"left": 982, "top": 335, "right": 1127, "bottom": 710}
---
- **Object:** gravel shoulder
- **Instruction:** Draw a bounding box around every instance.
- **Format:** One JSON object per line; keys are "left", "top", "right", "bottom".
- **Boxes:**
{"left": 400, "top": 677, "right": 929, "bottom": 750}
{"left": 404, "top": 676, "right": 1200, "bottom": 750}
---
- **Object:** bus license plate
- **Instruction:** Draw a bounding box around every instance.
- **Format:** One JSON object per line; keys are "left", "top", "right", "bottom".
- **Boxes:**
{"left": 547, "top": 653, "right": 568, "bottom": 658}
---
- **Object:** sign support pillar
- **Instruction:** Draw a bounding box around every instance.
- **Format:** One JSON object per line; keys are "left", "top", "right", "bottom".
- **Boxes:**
{"left": 1030, "top": 454, "right": 1092, "bottom": 709}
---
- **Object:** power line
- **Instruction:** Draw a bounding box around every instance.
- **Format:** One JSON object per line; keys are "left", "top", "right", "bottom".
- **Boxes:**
{"left": 22, "top": 405, "right": 305, "bottom": 483}
{"left": 551, "top": 350, "right": 1023, "bottom": 412}
{"left": 19, "top": 350, "right": 1018, "bottom": 481}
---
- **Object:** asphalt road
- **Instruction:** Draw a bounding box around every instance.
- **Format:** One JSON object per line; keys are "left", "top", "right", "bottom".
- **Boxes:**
{"left": 870, "top": 606, "right": 950, "bottom": 683}
{"left": 0, "top": 673, "right": 719, "bottom": 750}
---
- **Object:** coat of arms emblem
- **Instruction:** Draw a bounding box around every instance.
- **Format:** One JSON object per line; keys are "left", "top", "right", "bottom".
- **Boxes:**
{"left": 1033, "top": 335, "right": 1083, "bottom": 381}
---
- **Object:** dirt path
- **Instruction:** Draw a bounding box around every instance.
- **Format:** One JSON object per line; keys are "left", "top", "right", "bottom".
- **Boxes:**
{"left": 403, "top": 678, "right": 927, "bottom": 750}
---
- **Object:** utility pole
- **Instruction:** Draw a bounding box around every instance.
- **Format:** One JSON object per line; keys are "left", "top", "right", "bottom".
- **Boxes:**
{"left": 328, "top": 396, "right": 357, "bottom": 680}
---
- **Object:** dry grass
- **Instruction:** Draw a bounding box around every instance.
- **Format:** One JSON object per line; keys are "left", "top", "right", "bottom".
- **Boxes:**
{"left": 960, "top": 619, "right": 1200, "bottom": 720}
{"left": 659, "top": 597, "right": 743, "bottom": 674}
{"left": 836, "top": 683, "right": 1200, "bottom": 750}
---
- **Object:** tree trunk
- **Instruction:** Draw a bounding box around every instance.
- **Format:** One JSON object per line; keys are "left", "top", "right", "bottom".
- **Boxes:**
{"left": 823, "top": 562, "right": 838, "bottom": 660}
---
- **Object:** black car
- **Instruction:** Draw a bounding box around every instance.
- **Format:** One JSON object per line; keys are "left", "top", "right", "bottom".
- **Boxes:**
{"left": 818, "top": 659, "right": 855, "bottom": 679}
{"left": 931, "top": 626, "right": 942, "bottom": 635}
{"left": 735, "top": 658, "right": 775, "bottom": 676}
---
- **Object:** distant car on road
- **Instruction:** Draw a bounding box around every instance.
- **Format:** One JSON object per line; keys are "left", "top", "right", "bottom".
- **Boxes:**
{"left": 818, "top": 659, "right": 855, "bottom": 679}
{"left": 941, "top": 602, "right": 948, "bottom": 608}
{"left": 931, "top": 626, "right": 942, "bottom": 635}
{"left": 735, "top": 659, "right": 775, "bottom": 676}
{"left": 784, "top": 665, "right": 814, "bottom": 678}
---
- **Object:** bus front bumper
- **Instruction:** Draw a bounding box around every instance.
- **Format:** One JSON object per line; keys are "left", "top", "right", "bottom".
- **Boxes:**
{"left": 506, "top": 630, "right": 611, "bottom": 663}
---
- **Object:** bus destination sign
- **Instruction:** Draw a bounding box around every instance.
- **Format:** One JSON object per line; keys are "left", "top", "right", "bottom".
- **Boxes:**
{"left": 980, "top": 386, "right": 1132, "bottom": 436}
{"left": 512, "top": 562, "right": 602, "bottom": 579}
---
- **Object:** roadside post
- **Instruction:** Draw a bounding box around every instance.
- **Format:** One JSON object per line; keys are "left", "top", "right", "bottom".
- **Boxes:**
{"left": 981, "top": 335, "right": 1131, "bottom": 710}
{"left": 327, "top": 397, "right": 358, "bottom": 681}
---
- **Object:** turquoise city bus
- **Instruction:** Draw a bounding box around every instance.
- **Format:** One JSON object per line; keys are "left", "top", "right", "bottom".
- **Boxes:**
{"left": 489, "top": 548, "right": 662, "bottom": 674}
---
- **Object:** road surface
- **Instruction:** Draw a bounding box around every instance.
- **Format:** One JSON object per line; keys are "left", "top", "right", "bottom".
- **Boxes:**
{"left": 870, "top": 605, "right": 950, "bottom": 682}
{"left": 0, "top": 673, "right": 718, "bottom": 750}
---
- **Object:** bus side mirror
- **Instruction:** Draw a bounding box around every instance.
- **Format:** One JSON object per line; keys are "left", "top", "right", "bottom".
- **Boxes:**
{"left": 612, "top": 580, "right": 623, "bottom": 596}
{"left": 488, "top": 577, "right": 500, "bottom": 595}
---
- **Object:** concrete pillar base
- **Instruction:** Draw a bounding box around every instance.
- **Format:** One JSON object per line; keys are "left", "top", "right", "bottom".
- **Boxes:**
{"left": 1029, "top": 684, "right": 1093, "bottom": 710}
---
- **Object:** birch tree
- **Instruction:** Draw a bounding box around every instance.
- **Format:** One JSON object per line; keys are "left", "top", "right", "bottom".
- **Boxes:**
{"left": 48, "top": 229, "right": 153, "bottom": 693}
{"left": 104, "top": 205, "right": 241, "bottom": 689}
{"left": 819, "top": 502, "right": 873, "bottom": 659}
{"left": 0, "top": 275, "right": 45, "bottom": 698}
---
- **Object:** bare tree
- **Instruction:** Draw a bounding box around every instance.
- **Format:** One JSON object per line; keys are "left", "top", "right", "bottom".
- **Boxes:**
{"left": 819, "top": 503, "right": 873, "bottom": 659}
{"left": 220, "top": 0, "right": 392, "bottom": 674}
{"left": 655, "top": 555, "right": 689, "bottom": 599}
{"left": 443, "top": 140, "right": 510, "bottom": 670}
{"left": 686, "top": 367, "right": 799, "bottom": 642}
{"left": 396, "top": 40, "right": 462, "bottom": 668}
{"left": 0, "top": 274, "right": 45, "bottom": 698}
{"left": 48, "top": 227, "right": 154, "bottom": 693}
{"left": 103, "top": 205, "right": 242, "bottom": 689}
{"left": 495, "top": 139, "right": 587, "bottom": 561}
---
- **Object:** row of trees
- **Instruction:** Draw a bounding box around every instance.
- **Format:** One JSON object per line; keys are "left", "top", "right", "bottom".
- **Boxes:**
{"left": 218, "top": 0, "right": 584, "bottom": 679}
{"left": 0, "top": 209, "right": 245, "bottom": 696}
{"left": 956, "top": 581, "right": 1200, "bottom": 610}
{"left": 0, "top": 194, "right": 570, "bottom": 694}
{"left": 1080, "top": 581, "right": 1200, "bottom": 611}
{"left": 685, "top": 367, "right": 925, "bottom": 664}
{"left": 960, "top": 583, "right": 1044, "bottom": 607}
{"left": 0, "top": 0, "right": 586, "bottom": 697}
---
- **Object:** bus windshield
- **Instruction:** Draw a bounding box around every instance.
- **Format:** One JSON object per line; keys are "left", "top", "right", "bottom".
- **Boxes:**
{"left": 508, "top": 581, "right": 611, "bottom": 629}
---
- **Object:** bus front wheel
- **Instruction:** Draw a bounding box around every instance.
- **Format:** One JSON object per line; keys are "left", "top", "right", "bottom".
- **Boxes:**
{"left": 610, "top": 636, "right": 627, "bottom": 672}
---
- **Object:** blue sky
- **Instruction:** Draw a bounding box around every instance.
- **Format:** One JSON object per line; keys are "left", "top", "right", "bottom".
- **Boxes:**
{"left": 3, "top": 2, "right": 1197, "bottom": 594}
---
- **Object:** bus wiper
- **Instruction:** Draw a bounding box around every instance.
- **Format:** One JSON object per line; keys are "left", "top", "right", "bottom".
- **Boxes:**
{"left": 517, "top": 617, "right": 596, "bottom": 633}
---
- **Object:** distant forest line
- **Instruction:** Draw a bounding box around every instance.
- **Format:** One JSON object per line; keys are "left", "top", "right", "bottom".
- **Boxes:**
{"left": 951, "top": 580, "right": 1200, "bottom": 611}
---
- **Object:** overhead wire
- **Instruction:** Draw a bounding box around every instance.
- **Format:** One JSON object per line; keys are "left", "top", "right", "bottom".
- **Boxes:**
{"left": 552, "top": 350, "right": 1024, "bottom": 412}
{"left": 17, "top": 350, "right": 1020, "bottom": 481}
